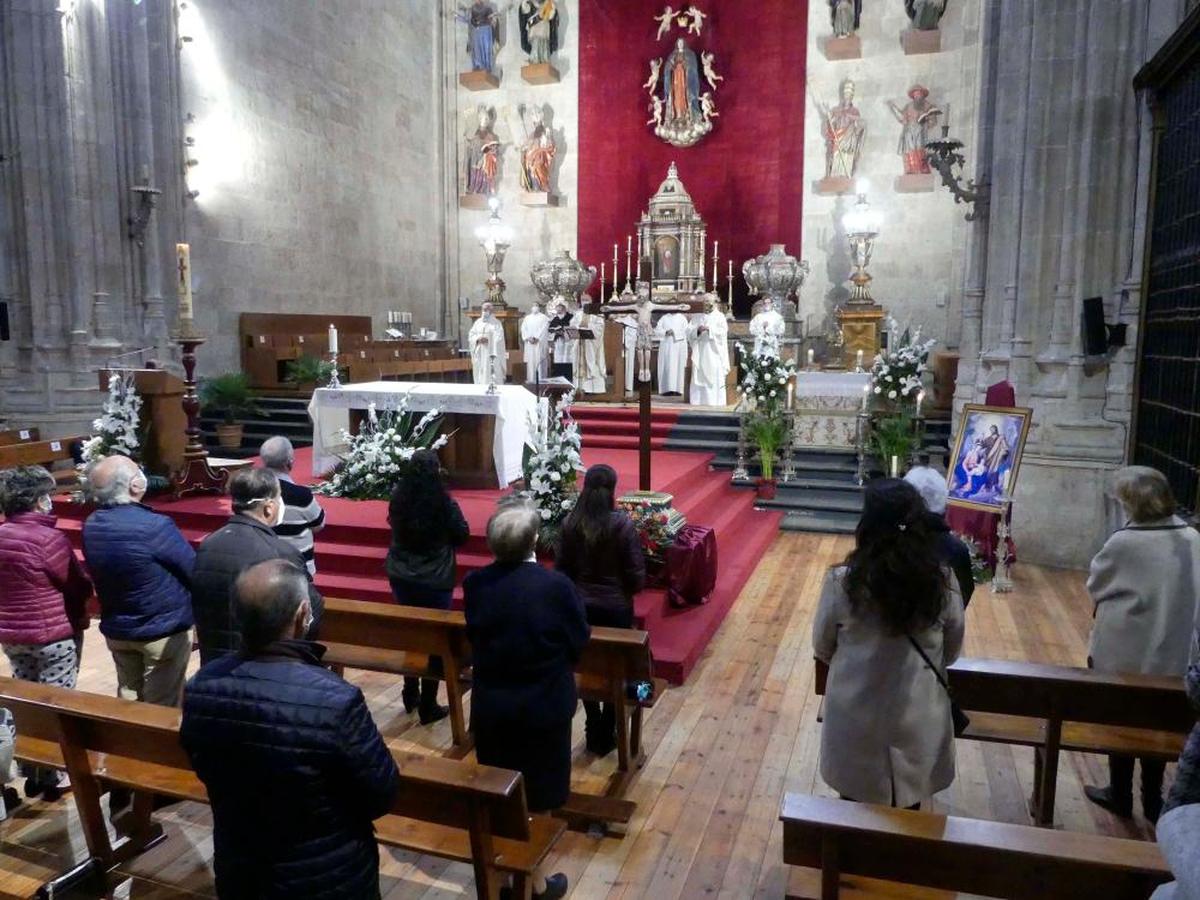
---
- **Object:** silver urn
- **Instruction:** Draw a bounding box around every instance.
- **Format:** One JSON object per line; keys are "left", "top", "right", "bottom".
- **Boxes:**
{"left": 742, "top": 244, "right": 810, "bottom": 318}
{"left": 529, "top": 250, "right": 598, "bottom": 306}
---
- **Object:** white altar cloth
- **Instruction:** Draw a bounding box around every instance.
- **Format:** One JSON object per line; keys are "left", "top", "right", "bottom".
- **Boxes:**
{"left": 308, "top": 381, "right": 537, "bottom": 487}
{"left": 793, "top": 371, "right": 872, "bottom": 449}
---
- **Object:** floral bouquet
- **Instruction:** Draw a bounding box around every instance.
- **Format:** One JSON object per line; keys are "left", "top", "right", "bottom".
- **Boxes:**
{"left": 316, "top": 394, "right": 447, "bottom": 500}
{"left": 735, "top": 344, "right": 798, "bottom": 416}
{"left": 621, "top": 502, "right": 676, "bottom": 561}
{"left": 81, "top": 372, "right": 143, "bottom": 465}
{"left": 870, "top": 317, "right": 937, "bottom": 406}
{"left": 521, "top": 391, "right": 583, "bottom": 544}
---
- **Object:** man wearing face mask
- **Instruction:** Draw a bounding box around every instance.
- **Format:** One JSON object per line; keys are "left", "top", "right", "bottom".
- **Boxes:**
{"left": 82, "top": 455, "right": 196, "bottom": 708}
{"left": 181, "top": 559, "right": 399, "bottom": 899}
{"left": 191, "top": 467, "right": 324, "bottom": 665}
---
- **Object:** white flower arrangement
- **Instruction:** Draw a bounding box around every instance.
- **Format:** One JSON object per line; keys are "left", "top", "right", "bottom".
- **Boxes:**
{"left": 734, "top": 343, "right": 798, "bottom": 416}
{"left": 521, "top": 391, "right": 583, "bottom": 532}
{"left": 81, "top": 372, "right": 142, "bottom": 464}
{"left": 870, "top": 317, "right": 936, "bottom": 405}
{"left": 316, "top": 392, "right": 448, "bottom": 500}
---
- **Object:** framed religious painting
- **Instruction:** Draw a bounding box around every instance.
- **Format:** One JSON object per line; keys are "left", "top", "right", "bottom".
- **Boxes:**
{"left": 945, "top": 404, "right": 1033, "bottom": 512}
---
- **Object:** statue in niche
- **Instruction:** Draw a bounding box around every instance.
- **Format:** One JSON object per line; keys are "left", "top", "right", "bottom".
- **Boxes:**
{"left": 464, "top": 105, "right": 501, "bottom": 196}
{"left": 887, "top": 85, "right": 942, "bottom": 175}
{"left": 519, "top": 0, "right": 558, "bottom": 65}
{"left": 905, "top": 0, "right": 948, "bottom": 30}
{"left": 829, "top": 0, "right": 862, "bottom": 38}
{"left": 518, "top": 104, "right": 556, "bottom": 195}
{"left": 456, "top": 1, "right": 499, "bottom": 74}
{"left": 814, "top": 79, "right": 866, "bottom": 180}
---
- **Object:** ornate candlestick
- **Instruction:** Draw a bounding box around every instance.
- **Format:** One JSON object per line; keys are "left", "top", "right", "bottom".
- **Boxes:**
{"left": 992, "top": 498, "right": 1014, "bottom": 593}
{"left": 855, "top": 409, "right": 870, "bottom": 486}
{"left": 170, "top": 328, "right": 228, "bottom": 499}
{"left": 779, "top": 411, "right": 798, "bottom": 484}
{"left": 733, "top": 414, "right": 750, "bottom": 482}
{"left": 487, "top": 347, "right": 498, "bottom": 395}
{"left": 327, "top": 350, "right": 342, "bottom": 390}
{"left": 624, "top": 236, "right": 633, "bottom": 294}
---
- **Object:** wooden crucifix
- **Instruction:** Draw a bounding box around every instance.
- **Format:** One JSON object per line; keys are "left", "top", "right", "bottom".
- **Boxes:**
{"left": 604, "top": 262, "right": 690, "bottom": 490}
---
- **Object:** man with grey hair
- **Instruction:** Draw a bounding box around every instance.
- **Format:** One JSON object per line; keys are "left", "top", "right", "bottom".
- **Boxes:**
{"left": 904, "top": 457, "right": 974, "bottom": 606}
{"left": 258, "top": 436, "right": 325, "bottom": 575}
{"left": 81, "top": 455, "right": 195, "bottom": 709}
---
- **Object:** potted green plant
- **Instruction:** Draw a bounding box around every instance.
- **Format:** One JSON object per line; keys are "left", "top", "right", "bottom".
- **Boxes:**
{"left": 744, "top": 410, "right": 790, "bottom": 499}
{"left": 284, "top": 354, "right": 335, "bottom": 391}
{"left": 199, "top": 372, "right": 266, "bottom": 449}
{"left": 871, "top": 410, "right": 919, "bottom": 478}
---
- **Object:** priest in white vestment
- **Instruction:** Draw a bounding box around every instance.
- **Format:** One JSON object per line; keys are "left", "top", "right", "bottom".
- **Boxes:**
{"left": 655, "top": 310, "right": 689, "bottom": 395}
{"left": 571, "top": 303, "right": 607, "bottom": 394}
{"left": 614, "top": 313, "right": 639, "bottom": 393}
{"left": 469, "top": 302, "right": 507, "bottom": 386}
{"left": 547, "top": 297, "right": 575, "bottom": 380}
{"left": 749, "top": 297, "right": 786, "bottom": 357}
{"left": 687, "top": 295, "right": 730, "bottom": 406}
{"left": 520, "top": 302, "right": 550, "bottom": 383}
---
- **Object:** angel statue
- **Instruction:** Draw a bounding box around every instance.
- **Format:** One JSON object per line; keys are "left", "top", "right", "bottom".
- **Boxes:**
{"left": 699, "top": 92, "right": 719, "bottom": 124}
{"left": 685, "top": 5, "right": 707, "bottom": 36}
{"left": 830, "top": 0, "right": 862, "bottom": 38}
{"left": 519, "top": 0, "right": 558, "bottom": 65}
{"left": 518, "top": 105, "right": 556, "bottom": 194}
{"left": 464, "top": 105, "right": 501, "bottom": 195}
{"left": 814, "top": 79, "right": 866, "bottom": 180}
{"left": 887, "top": 85, "right": 942, "bottom": 175}
{"left": 906, "top": 0, "right": 949, "bottom": 30}
{"left": 655, "top": 5, "right": 678, "bottom": 40}
{"left": 456, "top": 1, "right": 499, "bottom": 74}
{"left": 700, "top": 51, "right": 723, "bottom": 90}
{"left": 644, "top": 58, "right": 663, "bottom": 93}
{"left": 647, "top": 96, "right": 665, "bottom": 127}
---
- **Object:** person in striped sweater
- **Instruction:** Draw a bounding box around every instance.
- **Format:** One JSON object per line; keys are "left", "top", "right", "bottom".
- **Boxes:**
{"left": 259, "top": 437, "right": 325, "bottom": 576}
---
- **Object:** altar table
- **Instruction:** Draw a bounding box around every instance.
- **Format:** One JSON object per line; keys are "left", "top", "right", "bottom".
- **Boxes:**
{"left": 309, "top": 382, "right": 537, "bottom": 488}
{"left": 793, "top": 371, "right": 872, "bottom": 449}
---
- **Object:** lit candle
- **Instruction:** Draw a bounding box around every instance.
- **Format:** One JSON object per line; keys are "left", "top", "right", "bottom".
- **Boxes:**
{"left": 855, "top": 349, "right": 864, "bottom": 370}
{"left": 175, "top": 243, "right": 194, "bottom": 321}
{"left": 807, "top": 348, "right": 814, "bottom": 368}
{"left": 916, "top": 389, "right": 925, "bottom": 418}
{"left": 600, "top": 262, "right": 606, "bottom": 301}
{"left": 861, "top": 382, "right": 870, "bottom": 411}
{"left": 627, "top": 234, "right": 632, "bottom": 254}
{"left": 786, "top": 382, "right": 794, "bottom": 410}
{"left": 727, "top": 260, "right": 734, "bottom": 307}
{"left": 328, "top": 324, "right": 339, "bottom": 355}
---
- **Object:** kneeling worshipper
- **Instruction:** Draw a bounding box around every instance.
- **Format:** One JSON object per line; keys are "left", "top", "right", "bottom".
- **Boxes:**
{"left": 547, "top": 297, "right": 575, "bottom": 380}
{"left": 687, "top": 294, "right": 730, "bottom": 406}
{"left": 655, "top": 307, "right": 689, "bottom": 396}
{"left": 469, "top": 301, "right": 507, "bottom": 386}
{"left": 572, "top": 301, "right": 607, "bottom": 394}
{"left": 521, "top": 301, "right": 550, "bottom": 383}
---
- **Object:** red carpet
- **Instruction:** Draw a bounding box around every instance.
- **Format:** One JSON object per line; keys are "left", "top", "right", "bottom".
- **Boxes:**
{"left": 53, "top": 446, "right": 779, "bottom": 684}
{"left": 567, "top": 406, "right": 682, "bottom": 451}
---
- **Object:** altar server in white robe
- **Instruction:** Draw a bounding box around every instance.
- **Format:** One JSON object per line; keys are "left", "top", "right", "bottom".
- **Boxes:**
{"left": 571, "top": 302, "right": 607, "bottom": 394}
{"left": 469, "top": 302, "right": 507, "bottom": 386}
{"left": 614, "top": 313, "right": 639, "bottom": 393}
{"left": 655, "top": 310, "right": 690, "bottom": 395}
{"left": 687, "top": 295, "right": 730, "bottom": 406}
{"left": 520, "top": 302, "right": 550, "bottom": 382}
{"left": 749, "top": 297, "right": 786, "bottom": 357}
{"left": 547, "top": 297, "right": 575, "bottom": 380}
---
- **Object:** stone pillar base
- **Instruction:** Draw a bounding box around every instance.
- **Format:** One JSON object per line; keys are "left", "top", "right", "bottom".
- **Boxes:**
{"left": 521, "top": 63, "right": 560, "bottom": 84}
{"left": 901, "top": 28, "right": 941, "bottom": 55}
{"left": 894, "top": 173, "right": 936, "bottom": 193}
{"left": 812, "top": 176, "right": 854, "bottom": 196}
{"left": 821, "top": 34, "right": 862, "bottom": 60}
{"left": 458, "top": 70, "right": 500, "bottom": 91}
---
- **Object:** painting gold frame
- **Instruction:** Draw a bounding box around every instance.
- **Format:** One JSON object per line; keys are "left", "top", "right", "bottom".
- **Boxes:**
{"left": 945, "top": 404, "right": 1033, "bottom": 513}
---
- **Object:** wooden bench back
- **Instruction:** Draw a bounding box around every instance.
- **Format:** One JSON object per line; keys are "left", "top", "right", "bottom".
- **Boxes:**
{"left": 780, "top": 793, "right": 1171, "bottom": 900}
{"left": 321, "top": 598, "right": 470, "bottom": 659}
{"left": 0, "top": 437, "right": 81, "bottom": 468}
{"left": 0, "top": 677, "right": 532, "bottom": 841}
{"left": 578, "top": 625, "right": 653, "bottom": 689}
{"left": 0, "top": 426, "right": 40, "bottom": 446}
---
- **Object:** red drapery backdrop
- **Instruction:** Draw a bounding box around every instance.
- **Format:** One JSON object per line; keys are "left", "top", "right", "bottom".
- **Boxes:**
{"left": 577, "top": 1, "right": 807, "bottom": 316}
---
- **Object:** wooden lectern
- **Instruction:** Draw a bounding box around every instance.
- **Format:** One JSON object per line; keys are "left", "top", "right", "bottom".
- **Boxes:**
{"left": 98, "top": 369, "right": 187, "bottom": 477}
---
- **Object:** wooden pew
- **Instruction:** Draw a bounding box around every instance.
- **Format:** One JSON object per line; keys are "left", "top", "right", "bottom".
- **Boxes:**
{"left": 814, "top": 657, "right": 1194, "bottom": 826}
{"left": 0, "top": 436, "right": 84, "bottom": 486}
{"left": 0, "top": 676, "right": 564, "bottom": 900}
{"left": 779, "top": 793, "right": 1172, "bottom": 900}
{"left": 320, "top": 598, "right": 665, "bottom": 820}
{"left": 0, "top": 426, "right": 39, "bottom": 446}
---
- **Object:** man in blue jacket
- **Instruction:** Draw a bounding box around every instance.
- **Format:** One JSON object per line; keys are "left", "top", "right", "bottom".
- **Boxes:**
{"left": 181, "top": 559, "right": 400, "bottom": 899}
{"left": 82, "top": 455, "right": 195, "bottom": 707}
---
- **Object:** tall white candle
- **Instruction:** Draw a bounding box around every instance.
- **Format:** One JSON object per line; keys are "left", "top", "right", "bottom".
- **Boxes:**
{"left": 600, "top": 262, "right": 606, "bottom": 301}
{"left": 861, "top": 383, "right": 870, "bottom": 411}
{"left": 916, "top": 389, "right": 925, "bottom": 417}
{"left": 855, "top": 349, "right": 864, "bottom": 370}
{"left": 728, "top": 260, "right": 734, "bottom": 307}
{"left": 786, "top": 382, "right": 794, "bottom": 410}
{"left": 807, "top": 348, "right": 814, "bottom": 368}
{"left": 175, "top": 243, "right": 194, "bottom": 321}
{"left": 328, "top": 324, "right": 339, "bottom": 354}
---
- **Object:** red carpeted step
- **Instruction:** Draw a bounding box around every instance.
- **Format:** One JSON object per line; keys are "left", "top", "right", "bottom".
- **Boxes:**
{"left": 579, "top": 435, "right": 671, "bottom": 451}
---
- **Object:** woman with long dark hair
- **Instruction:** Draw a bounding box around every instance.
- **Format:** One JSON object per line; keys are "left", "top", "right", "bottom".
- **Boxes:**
{"left": 813, "top": 478, "right": 964, "bottom": 809}
{"left": 386, "top": 449, "right": 469, "bottom": 725}
{"left": 557, "top": 464, "right": 645, "bottom": 755}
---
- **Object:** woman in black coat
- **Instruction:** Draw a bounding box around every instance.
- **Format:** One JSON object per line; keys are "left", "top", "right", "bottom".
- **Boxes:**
{"left": 464, "top": 498, "right": 586, "bottom": 900}
{"left": 386, "top": 449, "right": 469, "bottom": 724}
{"left": 556, "top": 464, "right": 645, "bottom": 755}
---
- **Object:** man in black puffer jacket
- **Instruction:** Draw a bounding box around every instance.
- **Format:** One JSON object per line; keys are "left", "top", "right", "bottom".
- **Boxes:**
{"left": 192, "top": 467, "right": 324, "bottom": 663}
{"left": 181, "top": 559, "right": 400, "bottom": 899}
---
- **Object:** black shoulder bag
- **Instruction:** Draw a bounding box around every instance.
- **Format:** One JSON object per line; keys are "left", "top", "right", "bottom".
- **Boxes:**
{"left": 907, "top": 635, "right": 970, "bottom": 737}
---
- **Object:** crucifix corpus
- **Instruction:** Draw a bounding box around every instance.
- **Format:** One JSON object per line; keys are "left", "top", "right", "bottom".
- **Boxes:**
{"left": 605, "top": 280, "right": 690, "bottom": 490}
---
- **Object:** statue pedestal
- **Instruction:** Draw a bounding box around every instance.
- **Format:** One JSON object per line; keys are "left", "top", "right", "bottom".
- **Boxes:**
{"left": 459, "top": 194, "right": 490, "bottom": 210}
{"left": 901, "top": 28, "right": 941, "bottom": 55}
{"left": 458, "top": 70, "right": 500, "bottom": 91}
{"left": 894, "top": 173, "right": 936, "bottom": 193}
{"left": 519, "top": 192, "right": 560, "bottom": 207}
{"left": 837, "top": 303, "right": 886, "bottom": 370}
{"left": 812, "top": 176, "right": 854, "bottom": 196}
{"left": 821, "top": 34, "right": 862, "bottom": 60}
{"left": 521, "top": 63, "right": 560, "bottom": 85}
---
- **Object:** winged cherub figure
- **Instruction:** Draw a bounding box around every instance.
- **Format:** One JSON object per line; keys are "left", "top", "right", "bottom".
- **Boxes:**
{"left": 700, "top": 92, "right": 719, "bottom": 123}
{"left": 647, "top": 96, "right": 665, "bottom": 127}
{"left": 685, "top": 6, "right": 707, "bottom": 36}
{"left": 654, "top": 5, "right": 677, "bottom": 41}
{"left": 700, "top": 51, "right": 723, "bottom": 90}
{"left": 644, "top": 57, "right": 663, "bottom": 93}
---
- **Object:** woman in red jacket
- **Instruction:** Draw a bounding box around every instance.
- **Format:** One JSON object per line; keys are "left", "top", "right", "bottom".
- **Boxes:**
{"left": 0, "top": 466, "right": 92, "bottom": 799}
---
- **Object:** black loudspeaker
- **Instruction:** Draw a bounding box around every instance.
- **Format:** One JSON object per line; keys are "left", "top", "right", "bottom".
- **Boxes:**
{"left": 0, "top": 301, "right": 9, "bottom": 342}
{"left": 1082, "top": 296, "right": 1107, "bottom": 356}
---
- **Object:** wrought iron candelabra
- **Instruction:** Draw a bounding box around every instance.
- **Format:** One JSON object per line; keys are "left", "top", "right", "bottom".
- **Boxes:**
{"left": 925, "top": 126, "right": 988, "bottom": 222}
{"left": 992, "top": 498, "right": 1014, "bottom": 593}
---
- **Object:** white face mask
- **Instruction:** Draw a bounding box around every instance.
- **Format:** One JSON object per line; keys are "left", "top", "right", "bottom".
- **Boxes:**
{"left": 37, "top": 495, "right": 53, "bottom": 514}
{"left": 271, "top": 495, "right": 287, "bottom": 527}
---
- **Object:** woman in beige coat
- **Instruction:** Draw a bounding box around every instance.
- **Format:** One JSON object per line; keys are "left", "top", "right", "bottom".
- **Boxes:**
{"left": 814, "top": 479, "right": 965, "bottom": 809}
{"left": 1085, "top": 466, "right": 1200, "bottom": 824}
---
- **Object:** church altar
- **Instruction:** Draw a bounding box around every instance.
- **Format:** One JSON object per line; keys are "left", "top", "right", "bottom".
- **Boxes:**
{"left": 793, "top": 371, "right": 871, "bottom": 449}
{"left": 309, "top": 382, "right": 537, "bottom": 488}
